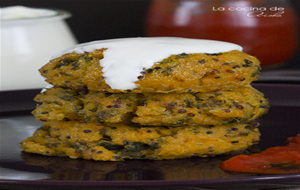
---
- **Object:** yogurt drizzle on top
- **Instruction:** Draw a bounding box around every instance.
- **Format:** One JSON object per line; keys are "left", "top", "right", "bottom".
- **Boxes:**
{"left": 52, "top": 37, "right": 243, "bottom": 90}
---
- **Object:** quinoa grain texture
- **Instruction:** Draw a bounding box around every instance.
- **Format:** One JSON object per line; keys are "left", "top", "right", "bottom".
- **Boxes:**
{"left": 39, "top": 49, "right": 261, "bottom": 93}
{"left": 20, "top": 121, "right": 260, "bottom": 161}
{"left": 21, "top": 44, "right": 268, "bottom": 161}
{"left": 33, "top": 86, "right": 268, "bottom": 126}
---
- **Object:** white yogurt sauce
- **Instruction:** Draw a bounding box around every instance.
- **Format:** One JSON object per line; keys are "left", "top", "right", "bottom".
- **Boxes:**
{"left": 52, "top": 37, "right": 243, "bottom": 90}
{"left": 0, "top": 6, "right": 56, "bottom": 20}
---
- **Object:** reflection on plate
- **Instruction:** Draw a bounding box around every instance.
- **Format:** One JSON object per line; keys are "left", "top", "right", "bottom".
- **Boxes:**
{"left": 1, "top": 84, "right": 300, "bottom": 189}
{"left": 19, "top": 152, "right": 253, "bottom": 181}
{"left": 259, "top": 70, "right": 300, "bottom": 83}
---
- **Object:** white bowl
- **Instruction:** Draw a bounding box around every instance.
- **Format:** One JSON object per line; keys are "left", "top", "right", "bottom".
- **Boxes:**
{"left": 1, "top": 6, "right": 78, "bottom": 91}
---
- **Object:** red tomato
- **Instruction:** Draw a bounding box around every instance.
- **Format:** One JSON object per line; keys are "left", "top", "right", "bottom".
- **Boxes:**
{"left": 287, "top": 134, "right": 300, "bottom": 148}
{"left": 220, "top": 134, "right": 300, "bottom": 174}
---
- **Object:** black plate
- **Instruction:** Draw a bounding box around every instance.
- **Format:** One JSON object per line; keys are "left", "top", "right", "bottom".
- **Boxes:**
{"left": 1, "top": 84, "right": 300, "bottom": 190}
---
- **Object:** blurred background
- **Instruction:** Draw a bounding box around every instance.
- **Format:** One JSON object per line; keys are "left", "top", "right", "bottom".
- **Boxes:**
{"left": 1, "top": 0, "right": 152, "bottom": 42}
{"left": 1, "top": 0, "right": 300, "bottom": 81}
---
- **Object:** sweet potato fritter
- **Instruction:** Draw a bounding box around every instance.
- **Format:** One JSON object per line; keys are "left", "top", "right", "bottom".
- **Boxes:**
{"left": 21, "top": 121, "right": 260, "bottom": 161}
{"left": 39, "top": 49, "right": 261, "bottom": 93}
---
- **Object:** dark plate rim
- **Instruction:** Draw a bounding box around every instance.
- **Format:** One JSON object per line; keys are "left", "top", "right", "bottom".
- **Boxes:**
{"left": 1, "top": 173, "right": 300, "bottom": 187}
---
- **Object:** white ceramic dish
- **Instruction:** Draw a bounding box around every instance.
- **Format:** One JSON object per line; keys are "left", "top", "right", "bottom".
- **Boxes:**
{"left": 1, "top": 6, "right": 77, "bottom": 91}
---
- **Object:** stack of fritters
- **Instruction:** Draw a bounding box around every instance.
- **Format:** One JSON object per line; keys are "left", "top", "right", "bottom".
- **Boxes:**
{"left": 21, "top": 49, "right": 269, "bottom": 161}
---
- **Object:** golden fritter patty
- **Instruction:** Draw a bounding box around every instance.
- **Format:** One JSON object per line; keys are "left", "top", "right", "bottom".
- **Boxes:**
{"left": 20, "top": 121, "right": 260, "bottom": 161}
{"left": 133, "top": 86, "right": 269, "bottom": 126}
{"left": 33, "top": 86, "right": 268, "bottom": 125}
{"left": 33, "top": 87, "right": 139, "bottom": 123}
{"left": 39, "top": 49, "right": 261, "bottom": 93}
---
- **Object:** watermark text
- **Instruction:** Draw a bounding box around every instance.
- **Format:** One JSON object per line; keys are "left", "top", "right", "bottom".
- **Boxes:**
{"left": 212, "top": 6, "right": 285, "bottom": 17}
